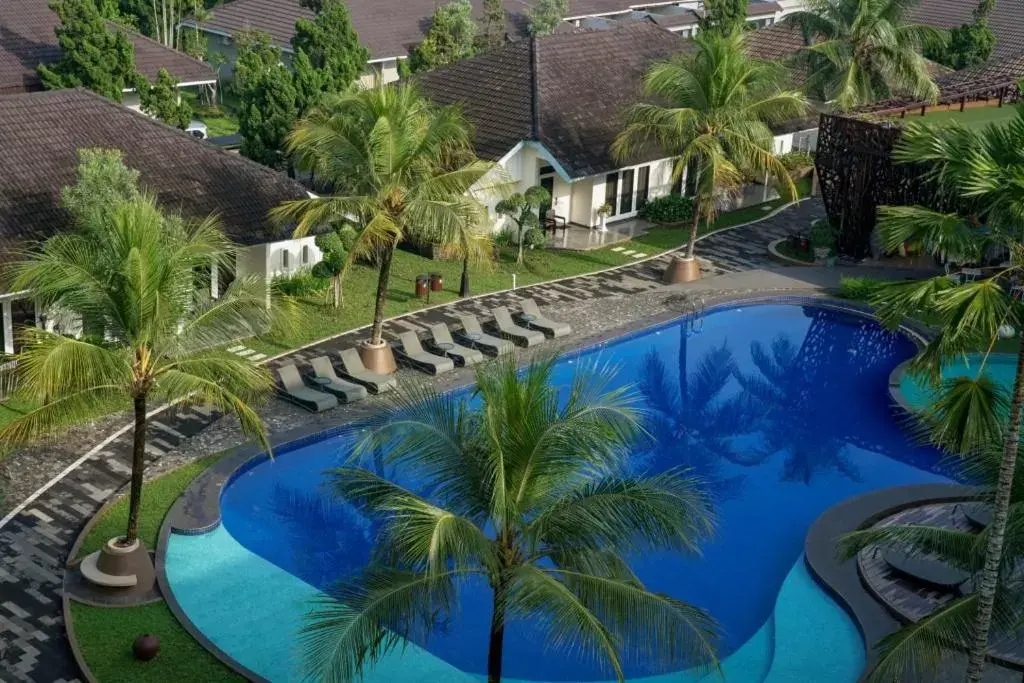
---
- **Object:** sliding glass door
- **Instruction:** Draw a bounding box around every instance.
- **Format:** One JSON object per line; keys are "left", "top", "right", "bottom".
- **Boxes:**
{"left": 604, "top": 173, "right": 619, "bottom": 216}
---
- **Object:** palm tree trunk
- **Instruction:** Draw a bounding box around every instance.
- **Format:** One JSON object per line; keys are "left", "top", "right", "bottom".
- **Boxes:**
{"left": 487, "top": 578, "right": 508, "bottom": 683}
{"left": 965, "top": 338, "right": 1024, "bottom": 682}
{"left": 460, "top": 255, "right": 470, "bottom": 297}
{"left": 369, "top": 246, "right": 395, "bottom": 346}
{"left": 124, "top": 394, "right": 148, "bottom": 545}
{"left": 685, "top": 204, "right": 701, "bottom": 259}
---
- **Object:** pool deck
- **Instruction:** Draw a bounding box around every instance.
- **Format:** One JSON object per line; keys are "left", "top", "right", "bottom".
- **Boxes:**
{"left": 0, "top": 196, "right": 967, "bottom": 683}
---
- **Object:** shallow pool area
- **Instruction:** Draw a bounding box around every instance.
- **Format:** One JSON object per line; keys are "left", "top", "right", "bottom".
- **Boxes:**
{"left": 899, "top": 352, "right": 1018, "bottom": 411}
{"left": 166, "top": 301, "right": 956, "bottom": 682}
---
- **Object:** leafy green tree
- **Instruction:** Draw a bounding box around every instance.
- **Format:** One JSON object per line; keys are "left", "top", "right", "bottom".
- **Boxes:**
{"left": 927, "top": 0, "right": 996, "bottom": 70}
{"left": 272, "top": 85, "right": 496, "bottom": 361}
{"left": 786, "top": 0, "right": 945, "bottom": 111}
{"left": 851, "top": 105, "right": 1024, "bottom": 683}
{"left": 38, "top": 0, "right": 138, "bottom": 102}
{"left": 60, "top": 149, "right": 141, "bottom": 230}
{"left": 699, "top": 0, "right": 748, "bottom": 36}
{"left": 234, "top": 31, "right": 297, "bottom": 169}
{"left": 291, "top": 0, "right": 369, "bottom": 91}
{"left": 292, "top": 50, "right": 328, "bottom": 118}
{"left": 136, "top": 68, "right": 192, "bottom": 129}
{"left": 527, "top": 0, "right": 568, "bottom": 36}
{"left": 301, "top": 355, "right": 718, "bottom": 683}
{"left": 477, "top": 0, "right": 507, "bottom": 50}
{"left": 496, "top": 186, "right": 549, "bottom": 265}
{"left": 409, "top": 0, "right": 478, "bottom": 72}
{"left": 311, "top": 225, "right": 359, "bottom": 308}
{"left": 0, "top": 193, "right": 276, "bottom": 547}
{"left": 612, "top": 33, "right": 807, "bottom": 276}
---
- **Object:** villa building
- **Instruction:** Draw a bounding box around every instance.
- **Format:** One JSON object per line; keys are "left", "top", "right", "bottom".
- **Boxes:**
{"left": 0, "top": 0, "right": 217, "bottom": 106}
{"left": 418, "top": 22, "right": 819, "bottom": 230}
{"left": 0, "top": 89, "right": 314, "bottom": 355}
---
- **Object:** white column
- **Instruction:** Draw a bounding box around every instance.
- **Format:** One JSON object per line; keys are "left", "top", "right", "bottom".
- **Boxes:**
{"left": 210, "top": 262, "right": 220, "bottom": 300}
{"left": 2, "top": 300, "right": 13, "bottom": 355}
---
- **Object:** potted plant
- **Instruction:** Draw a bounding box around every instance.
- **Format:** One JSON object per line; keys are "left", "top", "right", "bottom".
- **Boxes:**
{"left": 596, "top": 203, "right": 613, "bottom": 232}
{"left": 810, "top": 218, "right": 835, "bottom": 263}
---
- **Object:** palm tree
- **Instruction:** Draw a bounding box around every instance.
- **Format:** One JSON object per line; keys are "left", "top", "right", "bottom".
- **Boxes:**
{"left": 861, "top": 108, "right": 1024, "bottom": 682}
{"left": 272, "top": 84, "right": 499, "bottom": 371}
{"left": 0, "top": 194, "right": 275, "bottom": 549}
{"left": 301, "top": 356, "right": 719, "bottom": 683}
{"left": 612, "top": 32, "right": 807, "bottom": 281}
{"left": 786, "top": 0, "right": 944, "bottom": 111}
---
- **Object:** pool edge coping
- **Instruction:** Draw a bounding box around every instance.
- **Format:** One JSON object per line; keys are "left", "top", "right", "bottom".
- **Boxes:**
{"left": 153, "top": 291, "right": 927, "bottom": 683}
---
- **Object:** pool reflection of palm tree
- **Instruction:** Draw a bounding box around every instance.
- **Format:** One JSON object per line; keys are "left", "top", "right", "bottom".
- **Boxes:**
{"left": 637, "top": 323, "right": 764, "bottom": 499}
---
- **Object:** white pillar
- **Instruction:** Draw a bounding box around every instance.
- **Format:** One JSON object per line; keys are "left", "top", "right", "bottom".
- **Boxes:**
{"left": 211, "top": 262, "right": 220, "bottom": 299}
{"left": 2, "top": 301, "right": 13, "bottom": 355}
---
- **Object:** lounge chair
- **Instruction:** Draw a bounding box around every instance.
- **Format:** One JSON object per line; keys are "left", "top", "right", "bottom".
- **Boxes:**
{"left": 882, "top": 548, "right": 972, "bottom": 593}
{"left": 426, "top": 323, "right": 484, "bottom": 366}
{"left": 492, "top": 306, "right": 545, "bottom": 347}
{"left": 337, "top": 348, "right": 397, "bottom": 394}
{"left": 309, "top": 356, "right": 368, "bottom": 403}
{"left": 518, "top": 298, "right": 571, "bottom": 338}
{"left": 277, "top": 364, "right": 338, "bottom": 412}
{"left": 457, "top": 315, "right": 514, "bottom": 356}
{"left": 395, "top": 332, "right": 455, "bottom": 375}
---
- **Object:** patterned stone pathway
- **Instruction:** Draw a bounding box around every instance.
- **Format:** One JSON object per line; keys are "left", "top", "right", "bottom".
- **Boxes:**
{"left": 0, "top": 199, "right": 822, "bottom": 683}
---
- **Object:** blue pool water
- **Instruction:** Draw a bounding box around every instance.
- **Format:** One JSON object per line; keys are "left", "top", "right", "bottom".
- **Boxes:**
{"left": 900, "top": 352, "right": 1018, "bottom": 410}
{"left": 167, "top": 301, "right": 956, "bottom": 682}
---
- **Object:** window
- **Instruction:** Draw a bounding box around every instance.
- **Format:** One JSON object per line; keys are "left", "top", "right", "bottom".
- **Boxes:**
{"left": 302, "top": 244, "right": 311, "bottom": 264}
{"left": 604, "top": 173, "right": 619, "bottom": 216}
{"left": 282, "top": 249, "right": 290, "bottom": 270}
{"left": 619, "top": 168, "right": 635, "bottom": 214}
{"left": 538, "top": 164, "right": 555, "bottom": 176}
{"left": 636, "top": 166, "right": 650, "bottom": 208}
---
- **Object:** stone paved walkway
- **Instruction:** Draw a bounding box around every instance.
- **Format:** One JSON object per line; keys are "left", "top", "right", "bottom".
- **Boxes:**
{"left": 0, "top": 199, "right": 823, "bottom": 683}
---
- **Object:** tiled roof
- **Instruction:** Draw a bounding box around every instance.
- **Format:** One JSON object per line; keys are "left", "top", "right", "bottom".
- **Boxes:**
{"left": 419, "top": 22, "right": 689, "bottom": 178}
{"left": 0, "top": 0, "right": 214, "bottom": 94}
{"left": 0, "top": 89, "right": 307, "bottom": 269}
{"left": 909, "top": 0, "right": 1024, "bottom": 61}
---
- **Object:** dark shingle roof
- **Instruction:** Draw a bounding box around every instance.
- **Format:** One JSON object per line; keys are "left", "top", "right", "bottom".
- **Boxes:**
{"left": 909, "top": 0, "right": 1024, "bottom": 61}
{"left": 419, "top": 22, "right": 688, "bottom": 178}
{"left": 0, "top": 89, "right": 307, "bottom": 267}
{"left": 0, "top": 0, "right": 215, "bottom": 94}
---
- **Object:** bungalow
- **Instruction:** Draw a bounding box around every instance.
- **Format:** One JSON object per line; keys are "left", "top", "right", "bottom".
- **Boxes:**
{"left": 417, "top": 22, "right": 818, "bottom": 230}
{"left": 0, "top": 0, "right": 217, "bottom": 107}
{"left": 0, "top": 89, "right": 314, "bottom": 355}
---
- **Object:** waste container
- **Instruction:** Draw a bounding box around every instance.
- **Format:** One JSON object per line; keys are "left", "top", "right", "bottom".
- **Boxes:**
{"left": 415, "top": 275, "right": 429, "bottom": 298}
{"left": 429, "top": 272, "right": 443, "bottom": 292}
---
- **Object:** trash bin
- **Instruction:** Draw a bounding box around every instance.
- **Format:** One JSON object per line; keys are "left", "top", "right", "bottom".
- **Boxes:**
{"left": 429, "top": 272, "right": 443, "bottom": 292}
{"left": 415, "top": 275, "right": 429, "bottom": 298}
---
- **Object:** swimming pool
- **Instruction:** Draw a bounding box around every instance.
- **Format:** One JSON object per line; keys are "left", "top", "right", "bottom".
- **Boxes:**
{"left": 166, "top": 300, "right": 955, "bottom": 682}
{"left": 899, "top": 352, "right": 1018, "bottom": 410}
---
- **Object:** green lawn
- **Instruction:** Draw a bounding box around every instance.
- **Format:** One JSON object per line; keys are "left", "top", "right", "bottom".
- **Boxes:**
{"left": 68, "top": 452, "right": 241, "bottom": 683}
{"left": 896, "top": 104, "right": 1020, "bottom": 130}
{"left": 251, "top": 185, "right": 809, "bottom": 355}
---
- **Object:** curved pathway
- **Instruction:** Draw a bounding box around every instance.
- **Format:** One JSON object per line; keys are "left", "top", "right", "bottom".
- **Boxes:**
{"left": 0, "top": 199, "right": 823, "bottom": 683}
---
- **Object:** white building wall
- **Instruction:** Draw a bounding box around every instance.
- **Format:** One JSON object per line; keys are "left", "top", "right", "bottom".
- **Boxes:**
{"left": 266, "top": 236, "right": 324, "bottom": 278}
{"left": 236, "top": 243, "right": 270, "bottom": 281}
{"left": 569, "top": 179, "right": 595, "bottom": 226}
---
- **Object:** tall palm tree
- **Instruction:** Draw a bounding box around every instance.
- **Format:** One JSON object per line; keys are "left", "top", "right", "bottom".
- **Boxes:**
{"left": 272, "top": 84, "right": 499, "bottom": 370}
{"left": 301, "top": 356, "right": 719, "bottom": 683}
{"left": 786, "top": 0, "right": 944, "bottom": 111}
{"left": 861, "top": 108, "right": 1024, "bottom": 682}
{"left": 612, "top": 32, "right": 807, "bottom": 280}
{"left": 0, "top": 194, "right": 276, "bottom": 547}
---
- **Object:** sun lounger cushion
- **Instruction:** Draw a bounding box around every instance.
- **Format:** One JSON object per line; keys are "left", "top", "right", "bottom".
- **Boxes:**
{"left": 492, "top": 306, "right": 545, "bottom": 346}
{"left": 277, "top": 364, "right": 338, "bottom": 412}
{"left": 338, "top": 348, "right": 397, "bottom": 393}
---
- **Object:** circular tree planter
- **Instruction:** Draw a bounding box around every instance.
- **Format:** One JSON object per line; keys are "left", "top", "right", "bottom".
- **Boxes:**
{"left": 768, "top": 238, "right": 815, "bottom": 265}
{"left": 80, "top": 538, "right": 155, "bottom": 593}
{"left": 359, "top": 339, "right": 397, "bottom": 374}
{"left": 662, "top": 256, "right": 701, "bottom": 284}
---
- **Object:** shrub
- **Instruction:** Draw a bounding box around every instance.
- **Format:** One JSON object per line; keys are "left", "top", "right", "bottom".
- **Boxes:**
{"left": 494, "top": 226, "right": 518, "bottom": 247}
{"left": 837, "top": 276, "right": 886, "bottom": 301}
{"left": 810, "top": 218, "right": 835, "bottom": 249}
{"left": 778, "top": 151, "right": 814, "bottom": 176}
{"left": 523, "top": 228, "right": 547, "bottom": 250}
{"left": 272, "top": 268, "right": 327, "bottom": 297}
{"left": 639, "top": 194, "right": 695, "bottom": 224}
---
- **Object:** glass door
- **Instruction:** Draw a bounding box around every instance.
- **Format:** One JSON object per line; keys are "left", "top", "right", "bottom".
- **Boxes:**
{"left": 540, "top": 175, "right": 555, "bottom": 218}
{"left": 604, "top": 173, "right": 619, "bottom": 216}
{"left": 619, "top": 168, "right": 635, "bottom": 214}
{"left": 636, "top": 166, "right": 650, "bottom": 209}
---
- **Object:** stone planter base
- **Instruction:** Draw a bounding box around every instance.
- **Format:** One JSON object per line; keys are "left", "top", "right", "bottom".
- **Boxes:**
{"left": 662, "top": 256, "right": 701, "bottom": 284}
{"left": 80, "top": 538, "right": 155, "bottom": 593}
{"left": 359, "top": 340, "right": 397, "bottom": 375}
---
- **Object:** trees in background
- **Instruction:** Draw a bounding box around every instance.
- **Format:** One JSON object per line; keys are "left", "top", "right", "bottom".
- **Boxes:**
{"left": 301, "top": 355, "right": 718, "bottom": 683}
{"left": 699, "top": 0, "right": 748, "bottom": 36}
{"left": 312, "top": 225, "right": 359, "bottom": 308}
{"left": 234, "top": 31, "right": 297, "bottom": 169}
{"left": 928, "top": 0, "right": 996, "bottom": 69}
{"left": 613, "top": 33, "right": 806, "bottom": 277}
{"left": 271, "top": 85, "right": 496, "bottom": 366}
{"left": 496, "top": 186, "right": 550, "bottom": 266}
{"left": 409, "top": 0, "right": 478, "bottom": 72}
{"left": 786, "top": 0, "right": 944, "bottom": 111}
{"left": 477, "top": 0, "right": 507, "bottom": 50}
{"left": 527, "top": 0, "right": 568, "bottom": 36}
{"left": 137, "top": 68, "right": 193, "bottom": 129}
{"left": 38, "top": 0, "right": 137, "bottom": 102}
{"left": 291, "top": 0, "right": 369, "bottom": 100}
{"left": 0, "top": 151, "right": 276, "bottom": 549}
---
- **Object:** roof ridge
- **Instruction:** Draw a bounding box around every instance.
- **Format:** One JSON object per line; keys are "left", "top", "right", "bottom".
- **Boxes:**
{"left": 530, "top": 36, "right": 541, "bottom": 142}
{"left": 108, "top": 21, "right": 216, "bottom": 80}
